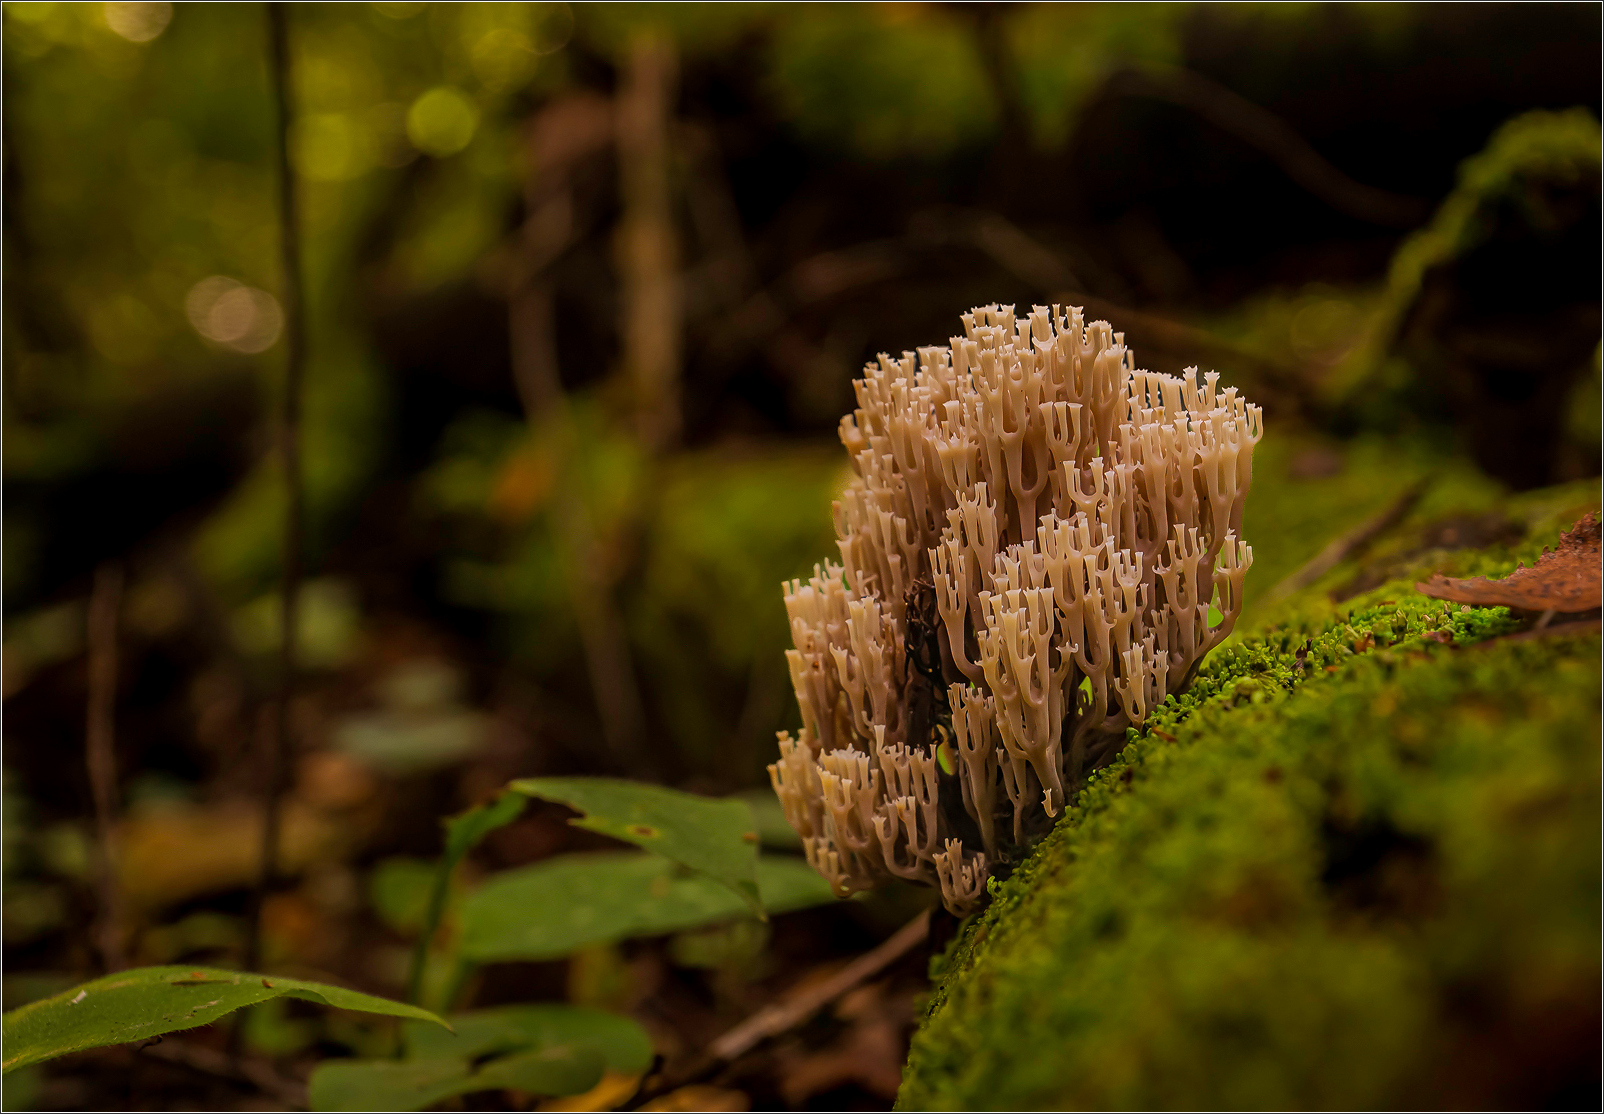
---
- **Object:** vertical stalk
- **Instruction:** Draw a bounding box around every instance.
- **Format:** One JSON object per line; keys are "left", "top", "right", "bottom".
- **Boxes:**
{"left": 86, "top": 562, "right": 126, "bottom": 973}
{"left": 247, "top": 0, "right": 307, "bottom": 974}
{"left": 507, "top": 281, "right": 656, "bottom": 778}
{"left": 616, "top": 29, "right": 681, "bottom": 454}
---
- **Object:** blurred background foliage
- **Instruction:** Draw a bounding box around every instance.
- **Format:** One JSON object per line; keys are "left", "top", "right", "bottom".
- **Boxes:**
{"left": 3, "top": 2, "right": 1599, "bottom": 1109}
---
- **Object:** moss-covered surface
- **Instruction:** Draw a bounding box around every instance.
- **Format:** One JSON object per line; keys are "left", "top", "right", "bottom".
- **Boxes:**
{"left": 897, "top": 463, "right": 1601, "bottom": 1111}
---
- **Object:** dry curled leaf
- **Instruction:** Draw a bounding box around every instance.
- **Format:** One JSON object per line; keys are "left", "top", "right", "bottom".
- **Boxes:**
{"left": 1417, "top": 512, "right": 1601, "bottom": 612}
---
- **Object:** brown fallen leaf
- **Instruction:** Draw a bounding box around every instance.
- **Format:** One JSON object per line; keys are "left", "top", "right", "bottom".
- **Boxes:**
{"left": 1417, "top": 512, "right": 1601, "bottom": 612}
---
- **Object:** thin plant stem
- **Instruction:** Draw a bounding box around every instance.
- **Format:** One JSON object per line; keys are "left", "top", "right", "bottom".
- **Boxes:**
{"left": 247, "top": 0, "right": 307, "bottom": 975}
{"left": 86, "top": 561, "right": 127, "bottom": 973}
{"left": 404, "top": 866, "right": 453, "bottom": 1008}
{"left": 616, "top": 29, "right": 682, "bottom": 453}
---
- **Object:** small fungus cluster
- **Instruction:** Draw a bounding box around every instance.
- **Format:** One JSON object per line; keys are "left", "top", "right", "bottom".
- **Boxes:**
{"left": 770, "top": 305, "right": 1262, "bottom": 913}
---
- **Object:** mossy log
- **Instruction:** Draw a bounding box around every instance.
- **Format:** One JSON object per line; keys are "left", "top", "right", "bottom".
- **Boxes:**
{"left": 898, "top": 463, "right": 1601, "bottom": 1110}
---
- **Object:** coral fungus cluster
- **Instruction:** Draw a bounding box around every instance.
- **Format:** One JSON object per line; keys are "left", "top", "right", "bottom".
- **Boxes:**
{"left": 770, "top": 305, "right": 1262, "bottom": 913}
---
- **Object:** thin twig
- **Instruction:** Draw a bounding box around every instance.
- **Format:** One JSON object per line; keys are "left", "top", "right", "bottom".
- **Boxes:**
{"left": 137, "top": 1037, "right": 308, "bottom": 1109}
{"left": 86, "top": 561, "right": 127, "bottom": 973}
{"left": 1260, "top": 478, "right": 1430, "bottom": 607}
{"left": 249, "top": 0, "right": 308, "bottom": 974}
{"left": 619, "top": 908, "right": 932, "bottom": 1110}
{"left": 708, "top": 908, "right": 931, "bottom": 1061}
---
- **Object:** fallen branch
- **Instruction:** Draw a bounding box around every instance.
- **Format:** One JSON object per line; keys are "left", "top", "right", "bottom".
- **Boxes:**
{"left": 618, "top": 908, "right": 933, "bottom": 1110}
{"left": 1260, "top": 479, "right": 1430, "bottom": 607}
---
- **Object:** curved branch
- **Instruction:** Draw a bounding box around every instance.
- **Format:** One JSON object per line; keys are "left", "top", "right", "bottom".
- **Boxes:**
{"left": 1108, "top": 66, "right": 1431, "bottom": 229}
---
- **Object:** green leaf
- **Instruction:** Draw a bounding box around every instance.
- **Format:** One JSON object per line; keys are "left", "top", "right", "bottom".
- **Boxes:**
{"left": 468, "top": 1043, "right": 606, "bottom": 1096}
{"left": 403, "top": 1003, "right": 653, "bottom": 1073}
{"left": 444, "top": 789, "right": 528, "bottom": 862}
{"left": 310, "top": 1059, "right": 468, "bottom": 1113}
{"left": 510, "top": 778, "right": 762, "bottom": 915}
{"left": 1, "top": 967, "right": 448, "bottom": 1074}
{"left": 407, "top": 790, "right": 526, "bottom": 1005}
{"left": 752, "top": 854, "right": 845, "bottom": 912}
{"left": 460, "top": 852, "right": 839, "bottom": 963}
{"left": 369, "top": 857, "right": 438, "bottom": 936}
{"left": 309, "top": 1004, "right": 646, "bottom": 1110}
{"left": 308, "top": 1046, "right": 605, "bottom": 1112}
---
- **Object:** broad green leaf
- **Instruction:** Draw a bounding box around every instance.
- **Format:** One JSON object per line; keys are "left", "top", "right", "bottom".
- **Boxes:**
{"left": 464, "top": 1043, "right": 607, "bottom": 1095}
{"left": 403, "top": 1003, "right": 653, "bottom": 1073}
{"left": 407, "top": 790, "right": 527, "bottom": 1005}
{"left": 1, "top": 966, "right": 448, "bottom": 1074}
{"left": 310, "top": 1004, "right": 645, "bottom": 1110}
{"left": 751, "top": 856, "right": 841, "bottom": 912}
{"left": 460, "top": 852, "right": 838, "bottom": 963}
{"left": 308, "top": 1046, "right": 605, "bottom": 1112}
{"left": 309, "top": 1059, "right": 467, "bottom": 1113}
{"left": 510, "top": 777, "right": 762, "bottom": 915}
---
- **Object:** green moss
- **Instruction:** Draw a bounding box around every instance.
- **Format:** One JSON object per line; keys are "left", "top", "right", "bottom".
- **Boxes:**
{"left": 899, "top": 482, "right": 1601, "bottom": 1110}
{"left": 1326, "top": 109, "right": 1601, "bottom": 432}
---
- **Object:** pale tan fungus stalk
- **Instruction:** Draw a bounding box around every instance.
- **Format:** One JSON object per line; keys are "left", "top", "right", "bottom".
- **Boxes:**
{"left": 771, "top": 304, "right": 1261, "bottom": 914}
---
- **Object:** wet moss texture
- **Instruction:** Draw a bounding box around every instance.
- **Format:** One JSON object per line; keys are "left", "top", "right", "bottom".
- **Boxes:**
{"left": 898, "top": 464, "right": 1601, "bottom": 1111}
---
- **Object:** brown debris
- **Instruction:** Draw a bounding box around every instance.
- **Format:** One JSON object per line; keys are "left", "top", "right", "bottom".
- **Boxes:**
{"left": 1416, "top": 513, "right": 1601, "bottom": 612}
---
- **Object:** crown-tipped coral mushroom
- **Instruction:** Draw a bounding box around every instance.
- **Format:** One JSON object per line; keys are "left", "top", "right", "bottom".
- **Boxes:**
{"left": 769, "top": 305, "right": 1262, "bottom": 914}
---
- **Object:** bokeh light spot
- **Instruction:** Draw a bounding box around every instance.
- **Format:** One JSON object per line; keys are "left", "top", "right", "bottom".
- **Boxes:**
{"left": 186, "top": 276, "right": 283, "bottom": 354}
{"left": 471, "top": 29, "right": 538, "bottom": 91}
{"left": 291, "top": 112, "right": 375, "bottom": 182}
{"left": 406, "top": 86, "right": 479, "bottom": 158}
{"left": 529, "top": 3, "right": 575, "bottom": 56}
{"left": 103, "top": 2, "right": 172, "bottom": 44}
